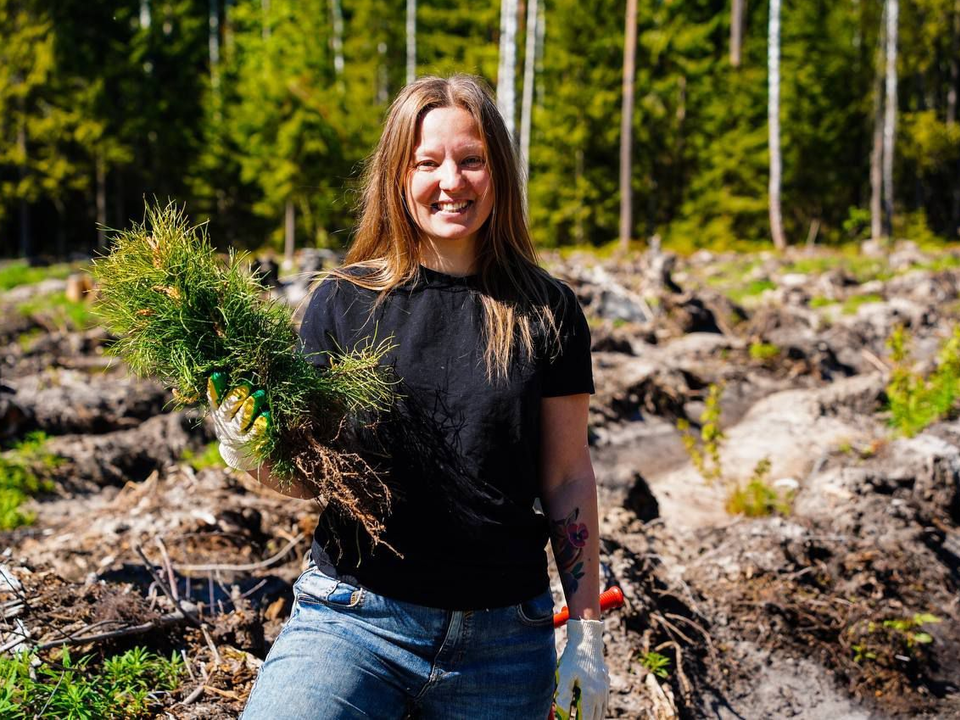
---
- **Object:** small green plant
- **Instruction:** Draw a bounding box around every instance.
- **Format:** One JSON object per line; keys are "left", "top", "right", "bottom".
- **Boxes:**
{"left": 640, "top": 651, "right": 671, "bottom": 678}
{"left": 749, "top": 342, "right": 780, "bottom": 361}
{"left": 0, "top": 432, "right": 61, "bottom": 530}
{"left": 885, "top": 324, "right": 960, "bottom": 437}
{"left": 726, "top": 279, "right": 777, "bottom": 304}
{"left": 180, "top": 442, "right": 226, "bottom": 471}
{"left": 725, "top": 458, "right": 792, "bottom": 517}
{"left": 847, "top": 612, "right": 941, "bottom": 665}
{"left": 677, "top": 383, "right": 725, "bottom": 485}
{"left": 678, "top": 387, "right": 792, "bottom": 517}
{"left": 0, "top": 646, "right": 183, "bottom": 718}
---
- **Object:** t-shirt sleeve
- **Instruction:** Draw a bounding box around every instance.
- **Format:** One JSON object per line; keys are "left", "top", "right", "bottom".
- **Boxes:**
{"left": 541, "top": 282, "right": 595, "bottom": 397}
{"left": 298, "top": 277, "right": 342, "bottom": 370}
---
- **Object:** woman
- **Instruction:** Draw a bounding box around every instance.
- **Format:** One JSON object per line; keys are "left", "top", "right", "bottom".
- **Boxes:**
{"left": 212, "top": 74, "right": 609, "bottom": 719}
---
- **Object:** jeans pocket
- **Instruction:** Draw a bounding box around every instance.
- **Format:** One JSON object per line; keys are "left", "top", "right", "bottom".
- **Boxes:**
{"left": 294, "top": 566, "right": 365, "bottom": 609}
{"left": 516, "top": 589, "right": 555, "bottom": 628}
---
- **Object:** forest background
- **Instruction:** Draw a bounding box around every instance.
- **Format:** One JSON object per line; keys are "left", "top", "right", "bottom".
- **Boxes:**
{"left": 1, "top": 0, "right": 959, "bottom": 260}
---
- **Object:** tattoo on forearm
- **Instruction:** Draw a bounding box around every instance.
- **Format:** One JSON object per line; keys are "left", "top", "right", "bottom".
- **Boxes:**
{"left": 551, "top": 507, "right": 589, "bottom": 595}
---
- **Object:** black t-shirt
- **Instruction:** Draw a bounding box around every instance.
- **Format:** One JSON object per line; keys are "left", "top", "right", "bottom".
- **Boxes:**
{"left": 298, "top": 264, "right": 594, "bottom": 609}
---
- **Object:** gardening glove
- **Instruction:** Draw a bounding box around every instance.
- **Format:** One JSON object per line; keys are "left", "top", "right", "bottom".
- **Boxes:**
{"left": 555, "top": 619, "right": 610, "bottom": 720}
{"left": 207, "top": 372, "right": 270, "bottom": 472}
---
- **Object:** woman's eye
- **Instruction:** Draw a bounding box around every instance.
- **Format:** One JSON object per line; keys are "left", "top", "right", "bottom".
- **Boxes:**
{"left": 415, "top": 160, "right": 437, "bottom": 169}
{"left": 462, "top": 157, "right": 484, "bottom": 167}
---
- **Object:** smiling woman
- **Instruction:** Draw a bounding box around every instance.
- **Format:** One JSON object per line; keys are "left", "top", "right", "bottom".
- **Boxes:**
{"left": 232, "top": 74, "right": 609, "bottom": 720}
{"left": 406, "top": 106, "right": 495, "bottom": 276}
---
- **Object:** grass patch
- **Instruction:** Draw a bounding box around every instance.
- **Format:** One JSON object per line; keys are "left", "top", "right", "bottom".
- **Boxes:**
{"left": 841, "top": 293, "right": 884, "bottom": 315}
{"left": 0, "top": 432, "right": 61, "bottom": 530}
{"left": 810, "top": 296, "right": 837, "bottom": 309}
{"left": 749, "top": 342, "right": 781, "bottom": 361}
{"left": 725, "top": 458, "right": 793, "bottom": 516}
{"left": 0, "top": 646, "right": 183, "bottom": 718}
{"left": 886, "top": 324, "right": 960, "bottom": 437}
{"left": 0, "top": 261, "right": 79, "bottom": 292}
{"left": 16, "top": 292, "right": 99, "bottom": 332}
{"left": 180, "top": 442, "right": 225, "bottom": 471}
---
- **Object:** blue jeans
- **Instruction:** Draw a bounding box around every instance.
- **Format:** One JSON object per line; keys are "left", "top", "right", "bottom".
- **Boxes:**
{"left": 241, "top": 563, "right": 557, "bottom": 719}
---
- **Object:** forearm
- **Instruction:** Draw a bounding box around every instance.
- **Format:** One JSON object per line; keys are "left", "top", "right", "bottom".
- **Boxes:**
{"left": 543, "top": 474, "right": 601, "bottom": 620}
{"left": 246, "top": 460, "right": 320, "bottom": 500}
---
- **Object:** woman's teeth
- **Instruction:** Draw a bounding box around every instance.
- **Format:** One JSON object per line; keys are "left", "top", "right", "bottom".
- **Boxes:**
{"left": 433, "top": 201, "right": 471, "bottom": 213}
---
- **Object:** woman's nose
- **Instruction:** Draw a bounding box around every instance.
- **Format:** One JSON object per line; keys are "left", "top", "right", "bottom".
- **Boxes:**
{"left": 438, "top": 160, "right": 466, "bottom": 191}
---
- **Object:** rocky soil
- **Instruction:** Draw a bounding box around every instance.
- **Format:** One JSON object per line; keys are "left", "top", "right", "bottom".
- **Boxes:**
{"left": 2, "top": 242, "right": 959, "bottom": 719}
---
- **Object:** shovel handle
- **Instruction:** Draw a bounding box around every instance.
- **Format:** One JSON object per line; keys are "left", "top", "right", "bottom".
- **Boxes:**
{"left": 552, "top": 585, "right": 624, "bottom": 628}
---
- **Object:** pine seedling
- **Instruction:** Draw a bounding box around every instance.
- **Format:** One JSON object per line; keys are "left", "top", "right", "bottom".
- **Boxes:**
{"left": 92, "top": 201, "right": 399, "bottom": 546}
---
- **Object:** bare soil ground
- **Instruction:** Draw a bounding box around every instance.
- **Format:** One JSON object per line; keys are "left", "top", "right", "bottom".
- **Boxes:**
{"left": 2, "top": 242, "right": 959, "bottom": 718}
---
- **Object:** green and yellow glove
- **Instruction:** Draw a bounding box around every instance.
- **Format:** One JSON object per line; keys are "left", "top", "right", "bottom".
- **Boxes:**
{"left": 207, "top": 372, "right": 271, "bottom": 472}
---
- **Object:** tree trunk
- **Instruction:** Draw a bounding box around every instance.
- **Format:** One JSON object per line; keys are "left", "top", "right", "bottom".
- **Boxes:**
{"left": 284, "top": 200, "right": 295, "bottom": 270}
{"left": 406, "top": 0, "right": 416, "bottom": 85}
{"left": 882, "top": 0, "right": 898, "bottom": 239}
{"left": 209, "top": 0, "right": 220, "bottom": 98}
{"left": 498, "top": 0, "right": 518, "bottom": 140}
{"left": 948, "top": 0, "right": 959, "bottom": 236}
{"left": 329, "top": 0, "right": 345, "bottom": 87}
{"left": 96, "top": 154, "right": 107, "bottom": 249}
{"left": 731, "top": 0, "right": 745, "bottom": 67}
{"left": 17, "top": 116, "right": 31, "bottom": 259}
{"left": 520, "top": 0, "right": 539, "bottom": 205}
{"left": 620, "top": 0, "right": 638, "bottom": 251}
{"left": 870, "top": 74, "right": 884, "bottom": 241}
{"left": 140, "top": 0, "right": 151, "bottom": 29}
{"left": 768, "top": 0, "right": 786, "bottom": 250}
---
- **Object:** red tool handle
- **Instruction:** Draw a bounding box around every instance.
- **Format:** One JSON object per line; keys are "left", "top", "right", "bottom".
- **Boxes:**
{"left": 552, "top": 586, "right": 624, "bottom": 628}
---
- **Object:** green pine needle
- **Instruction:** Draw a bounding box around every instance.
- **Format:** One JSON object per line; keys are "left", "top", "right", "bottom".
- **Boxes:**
{"left": 92, "top": 201, "right": 398, "bottom": 542}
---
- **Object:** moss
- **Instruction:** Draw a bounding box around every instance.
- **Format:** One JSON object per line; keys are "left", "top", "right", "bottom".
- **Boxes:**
{"left": 0, "top": 432, "right": 61, "bottom": 530}
{"left": 180, "top": 442, "right": 225, "bottom": 471}
{"left": 810, "top": 296, "right": 837, "bottom": 308}
{"left": 726, "top": 279, "right": 776, "bottom": 303}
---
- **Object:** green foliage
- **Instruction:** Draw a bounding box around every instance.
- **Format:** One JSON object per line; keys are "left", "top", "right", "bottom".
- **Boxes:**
{"left": 842, "top": 207, "right": 872, "bottom": 241}
{"left": 726, "top": 280, "right": 776, "bottom": 304}
{"left": 16, "top": 291, "right": 98, "bottom": 331}
{"left": 639, "top": 651, "right": 671, "bottom": 679}
{"left": 679, "top": 386, "right": 792, "bottom": 517}
{"left": 841, "top": 293, "right": 884, "bottom": 315}
{"left": 0, "top": 261, "right": 76, "bottom": 291}
{"left": 848, "top": 612, "right": 941, "bottom": 665}
{"left": 0, "top": 646, "right": 183, "bottom": 718}
{"left": 810, "top": 296, "right": 837, "bottom": 309}
{"left": 749, "top": 343, "right": 781, "bottom": 361}
{"left": 885, "top": 324, "right": 960, "bottom": 437}
{"left": 677, "top": 383, "right": 725, "bottom": 486}
{"left": 0, "top": 431, "right": 60, "bottom": 530}
{"left": 725, "top": 457, "right": 793, "bottom": 517}
{"left": 92, "top": 202, "right": 396, "bottom": 479}
{"left": 179, "top": 442, "right": 225, "bottom": 471}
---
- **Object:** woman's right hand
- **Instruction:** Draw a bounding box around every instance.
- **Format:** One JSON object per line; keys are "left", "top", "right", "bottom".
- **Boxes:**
{"left": 207, "top": 372, "right": 270, "bottom": 472}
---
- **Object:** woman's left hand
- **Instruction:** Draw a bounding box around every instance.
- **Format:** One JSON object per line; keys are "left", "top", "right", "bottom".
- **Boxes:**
{"left": 554, "top": 618, "right": 609, "bottom": 719}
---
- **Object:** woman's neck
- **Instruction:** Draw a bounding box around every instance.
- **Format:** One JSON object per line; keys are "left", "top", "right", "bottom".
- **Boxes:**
{"left": 418, "top": 237, "right": 478, "bottom": 277}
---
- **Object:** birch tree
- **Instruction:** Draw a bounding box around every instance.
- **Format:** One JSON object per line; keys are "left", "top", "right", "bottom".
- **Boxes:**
{"left": 406, "top": 0, "right": 416, "bottom": 84}
{"left": 497, "top": 0, "right": 518, "bottom": 140}
{"left": 520, "top": 0, "right": 539, "bottom": 206}
{"left": 731, "top": 0, "right": 745, "bottom": 67}
{"left": 619, "top": 0, "right": 638, "bottom": 250}
{"left": 882, "top": 0, "right": 898, "bottom": 238}
{"left": 768, "top": 0, "right": 786, "bottom": 249}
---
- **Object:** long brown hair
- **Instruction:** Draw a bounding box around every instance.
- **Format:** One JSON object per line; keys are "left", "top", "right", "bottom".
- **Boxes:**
{"left": 327, "top": 73, "right": 566, "bottom": 383}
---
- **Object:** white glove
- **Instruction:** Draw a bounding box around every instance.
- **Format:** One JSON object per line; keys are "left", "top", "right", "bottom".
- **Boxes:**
{"left": 207, "top": 373, "right": 269, "bottom": 472}
{"left": 555, "top": 619, "right": 610, "bottom": 720}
